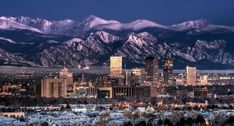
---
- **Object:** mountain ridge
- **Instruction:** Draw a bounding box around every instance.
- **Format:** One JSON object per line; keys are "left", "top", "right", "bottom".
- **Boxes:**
{"left": 0, "top": 16, "right": 234, "bottom": 69}
{"left": 1, "top": 15, "right": 234, "bottom": 37}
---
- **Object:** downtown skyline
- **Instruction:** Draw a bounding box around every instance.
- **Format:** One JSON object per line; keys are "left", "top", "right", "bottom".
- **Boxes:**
{"left": 0, "top": 1, "right": 234, "bottom": 126}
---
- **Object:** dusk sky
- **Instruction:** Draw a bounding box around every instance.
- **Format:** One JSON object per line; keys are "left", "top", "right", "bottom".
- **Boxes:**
{"left": 0, "top": 0, "right": 234, "bottom": 25}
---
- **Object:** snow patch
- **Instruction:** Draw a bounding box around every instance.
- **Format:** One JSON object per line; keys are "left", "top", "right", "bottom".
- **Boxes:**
{"left": 0, "top": 37, "right": 16, "bottom": 44}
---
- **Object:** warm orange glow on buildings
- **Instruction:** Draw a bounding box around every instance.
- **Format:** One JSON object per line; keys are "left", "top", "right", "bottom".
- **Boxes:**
{"left": 185, "top": 66, "right": 197, "bottom": 85}
{"left": 41, "top": 77, "right": 67, "bottom": 98}
{"left": 110, "top": 56, "right": 123, "bottom": 78}
{"left": 200, "top": 75, "right": 209, "bottom": 85}
{"left": 59, "top": 67, "right": 74, "bottom": 91}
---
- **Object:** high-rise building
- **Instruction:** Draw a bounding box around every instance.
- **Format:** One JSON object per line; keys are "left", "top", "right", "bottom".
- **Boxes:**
{"left": 145, "top": 56, "right": 158, "bottom": 85}
{"left": 185, "top": 66, "right": 197, "bottom": 85}
{"left": 124, "top": 68, "right": 144, "bottom": 86}
{"left": 41, "top": 77, "right": 67, "bottom": 98}
{"left": 163, "top": 57, "right": 174, "bottom": 85}
{"left": 125, "top": 70, "right": 132, "bottom": 86}
{"left": 131, "top": 68, "right": 144, "bottom": 85}
{"left": 41, "top": 78, "right": 51, "bottom": 98}
{"left": 110, "top": 56, "right": 123, "bottom": 78}
{"left": 59, "top": 68, "right": 74, "bottom": 92}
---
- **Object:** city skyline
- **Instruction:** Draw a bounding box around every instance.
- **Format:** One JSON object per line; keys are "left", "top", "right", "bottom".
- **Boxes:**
{"left": 0, "top": 1, "right": 234, "bottom": 125}
{"left": 0, "top": 55, "right": 234, "bottom": 125}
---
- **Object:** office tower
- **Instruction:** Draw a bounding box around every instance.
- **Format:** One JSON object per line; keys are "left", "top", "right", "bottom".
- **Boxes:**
{"left": 163, "top": 57, "right": 174, "bottom": 85}
{"left": 58, "top": 77, "right": 67, "bottom": 97}
{"left": 125, "top": 70, "right": 132, "bottom": 86}
{"left": 145, "top": 56, "right": 158, "bottom": 85}
{"left": 41, "top": 77, "right": 67, "bottom": 98}
{"left": 185, "top": 66, "right": 197, "bottom": 85}
{"left": 41, "top": 78, "right": 51, "bottom": 98}
{"left": 53, "top": 77, "right": 59, "bottom": 98}
{"left": 131, "top": 68, "right": 144, "bottom": 85}
{"left": 110, "top": 56, "right": 123, "bottom": 78}
{"left": 59, "top": 68, "right": 74, "bottom": 92}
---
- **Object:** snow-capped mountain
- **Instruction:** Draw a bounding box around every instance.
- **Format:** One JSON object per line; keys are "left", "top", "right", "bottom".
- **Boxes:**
{"left": 14, "top": 16, "right": 76, "bottom": 35}
{"left": 78, "top": 15, "right": 121, "bottom": 31}
{"left": 124, "top": 19, "right": 167, "bottom": 30}
{"left": 170, "top": 19, "right": 209, "bottom": 31}
{"left": 1, "top": 15, "right": 233, "bottom": 37}
{"left": 0, "top": 16, "right": 42, "bottom": 33}
{"left": 169, "top": 19, "right": 234, "bottom": 32}
{"left": 0, "top": 48, "right": 36, "bottom": 66}
{"left": 0, "top": 15, "right": 234, "bottom": 69}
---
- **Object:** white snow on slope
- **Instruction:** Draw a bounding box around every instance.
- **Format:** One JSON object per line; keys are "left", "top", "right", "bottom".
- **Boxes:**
{"left": 0, "top": 17, "right": 42, "bottom": 33}
{"left": 0, "top": 37, "right": 16, "bottom": 44}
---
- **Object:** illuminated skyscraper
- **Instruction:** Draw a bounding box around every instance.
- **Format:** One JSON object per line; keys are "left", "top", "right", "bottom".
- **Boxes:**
{"left": 110, "top": 56, "right": 123, "bottom": 78}
{"left": 59, "top": 68, "right": 74, "bottom": 92}
{"left": 145, "top": 56, "right": 158, "bottom": 85}
{"left": 185, "top": 66, "right": 197, "bottom": 85}
{"left": 163, "top": 57, "right": 174, "bottom": 85}
{"left": 41, "top": 77, "right": 67, "bottom": 98}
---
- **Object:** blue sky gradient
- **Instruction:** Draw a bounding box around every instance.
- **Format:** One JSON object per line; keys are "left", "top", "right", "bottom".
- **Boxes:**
{"left": 0, "top": 0, "right": 234, "bottom": 25}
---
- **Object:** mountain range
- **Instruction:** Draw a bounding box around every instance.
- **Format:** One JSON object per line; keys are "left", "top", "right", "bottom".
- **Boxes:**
{"left": 0, "top": 15, "right": 234, "bottom": 69}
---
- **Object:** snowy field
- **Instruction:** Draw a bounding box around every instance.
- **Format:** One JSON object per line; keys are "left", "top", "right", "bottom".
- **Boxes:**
{"left": 0, "top": 105, "right": 234, "bottom": 126}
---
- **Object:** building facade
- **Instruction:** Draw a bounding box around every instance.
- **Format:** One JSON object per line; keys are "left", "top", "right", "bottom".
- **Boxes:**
{"left": 110, "top": 56, "right": 123, "bottom": 78}
{"left": 59, "top": 68, "right": 74, "bottom": 92}
{"left": 145, "top": 56, "right": 158, "bottom": 85}
{"left": 185, "top": 66, "right": 197, "bottom": 85}
{"left": 163, "top": 57, "right": 174, "bottom": 85}
{"left": 124, "top": 68, "right": 144, "bottom": 86}
{"left": 131, "top": 68, "right": 144, "bottom": 85}
{"left": 125, "top": 70, "right": 132, "bottom": 86}
{"left": 112, "top": 85, "right": 151, "bottom": 99}
{"left": 199, "top": 75, "right": 209, "bottom": 85}
{"left": 41, "top": 77, "right": 67, "bottom": 98}
{"left": 97, "top": 87, "right": 113, "bottom": 98}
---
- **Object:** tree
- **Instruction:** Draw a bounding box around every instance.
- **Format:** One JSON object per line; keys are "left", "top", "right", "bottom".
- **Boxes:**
{"left": 41, "top": 122, "right": 49, "bottom": 126}
{"left": 195, "top": 115, "right": 206, "bottom": 126}
{"left": 157, "top": 119, "right": 163, "bottom": 125}
{"left": 164, "top": 118, "right": 174, "bottom": 126}
{"left": 123, "top": 121, "right": 133, "bottom": 126}
{"left": 65, "top": 104, "right": 71, "bottom": 110}
{"left": 175, "top": 117, "right": 185, "bottom": 126}
{"left": 223, "top": 116, "right": 234, "bottom": 126}
{"left": 135, "top": 120, "right": 146, "bottom": 126}
{"left": 186, "top": 117, "right": 195, "bottom": 125}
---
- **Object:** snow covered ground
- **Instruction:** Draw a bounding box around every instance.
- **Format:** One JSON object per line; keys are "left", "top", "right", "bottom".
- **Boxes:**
{"left": 0, "top": 116, "right": 27, "bottom": 125}
{"left": 0, "top": 105, "right": 233, "bottom": 126}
